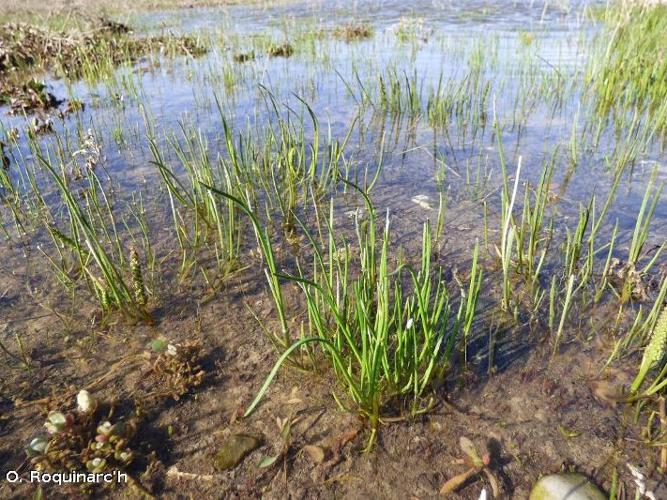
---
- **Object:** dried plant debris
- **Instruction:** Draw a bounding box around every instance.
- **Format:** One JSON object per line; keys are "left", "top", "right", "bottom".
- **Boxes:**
{"left": 332, "top": 23, "right": 374, "bottom": 41}
{"left": 440, "top": 437, "right": 500, "bottom": 497}
{"left": 29, "top": 116, "right": 54, "bottom": 135}
{"left": 71, "top": 129, "right": 103, "bottom": 178}
{"left": 2, "top": 78, "right": 62, "bottom": 114}
{"left": 267, "top": 42, "right": 294, "bottom": 58}
{"left": 0, "top": 18, "right": 207, "bottom": 115}
{"left": 1, "top": 140, "right": 9, "bottom": 169}
{"left": 144, "top": 339, "right": 206, "bottom": 401}
{"left": 233, "top": 51, "right": 255, "bottom": 63}
{"left": 627, "top": 463, "right": 667, "bottom": 500}
{"left": 608, "top": 258, "right": 650, "bottom": 301}
{"left": 0, "top": 20, "right": 206, "bottom": 77}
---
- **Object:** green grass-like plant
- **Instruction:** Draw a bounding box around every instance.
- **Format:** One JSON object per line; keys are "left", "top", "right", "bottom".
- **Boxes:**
{"left": 590, "top": 4, "right": 667, "bottom": 133}
{"left": 206, "top": 181, "right": 482, "bottom": 448}
{"left": 35, "top": 150, "right": 151, "bottom": 322}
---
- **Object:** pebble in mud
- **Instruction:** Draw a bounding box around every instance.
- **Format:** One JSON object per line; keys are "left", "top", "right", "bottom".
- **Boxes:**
{"left": 213, "top": 433, "right": 262, "bottom": 470}
{"left": 529, "top": 473, "right": 605, "bottom": 500}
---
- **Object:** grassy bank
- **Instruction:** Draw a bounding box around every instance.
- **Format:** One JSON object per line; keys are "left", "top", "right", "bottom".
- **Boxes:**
{"left": 0, "top": 0, "right": 280, "bottom": 30}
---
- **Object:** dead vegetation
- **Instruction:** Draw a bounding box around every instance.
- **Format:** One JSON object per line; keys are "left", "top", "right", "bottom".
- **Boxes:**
{"left": 0, "top": 18, "right": 207, "bottom": 114}
{"left": 267, "top": 42, "right": 294, "bottom": 57}
{"left": 143, "top": 339, "right": 206, "bottom": 401}
{"left": 0, "top": 79, "right": 61, "bottom": 114}
{"left": 332, "top": 22, "right": 374, "bottom": 41}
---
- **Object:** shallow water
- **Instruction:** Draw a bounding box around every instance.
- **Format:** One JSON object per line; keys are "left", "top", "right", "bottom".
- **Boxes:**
{"left": 1, "top": 0, "right": 665, "bottom": 330}
{"left": 134, "top": 0, "right": 592, "bottom": 34}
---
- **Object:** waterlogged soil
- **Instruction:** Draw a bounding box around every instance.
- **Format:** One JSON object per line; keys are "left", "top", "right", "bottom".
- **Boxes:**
{"left": 0, "top": 194, "right": 654, "bottom": 499}
{"left": 1, "top": 0, "right": 666, "bottom": 498}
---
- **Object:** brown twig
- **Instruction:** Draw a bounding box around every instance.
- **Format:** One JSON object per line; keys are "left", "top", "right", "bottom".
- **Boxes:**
{"left": 440, "top": 466, "right": 480, "bottom": 495}
{"left": 166, "top": 466, "right": 217, "bottom": 482}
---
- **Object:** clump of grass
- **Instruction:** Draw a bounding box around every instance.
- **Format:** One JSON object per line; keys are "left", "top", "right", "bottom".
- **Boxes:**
{"left": 391, "top": 16, "right": 429, "bottom": 42}
{"left": 267, "top": 42, "right": 294, "bottom": 58}
{"left": 0, "top": 139, "right": 26, "bottom": 239}
{"left": 496, "top": 156, "right": 522, "bottom": 313}
{"left": 427, "top": 71, "right": 491, "bottom": 135}
{"left": 332, "top": 22, "right": 374, "bottom": 41}
{"left": 620, "top": 170, "right": 664, "bottom": 302}
{"left": 147, "top": 122, "right": 242, "bottom": 279}
{"left": 590, "top": 4, "right": 667, "bottom": 131}
{"left": 518, "top": 31, "right": 535, "bottom": 46}
{"left": 232, "top": 51, "right": 255, "bottom": 63}
{"left": 32, "top": 146, "right": 152, "bottom": 323}
{"left": 377, "top": 68, "right": 421, "bottom": 117}
{"left": 514, "top": 154, "right": 555, "bottom": 290}
{"left": 208, "top": 181, "right": 482, "bottom": 448}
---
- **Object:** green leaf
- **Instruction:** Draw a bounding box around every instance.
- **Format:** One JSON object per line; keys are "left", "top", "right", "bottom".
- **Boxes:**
{"left": 243, "top": 337, "right": 335, "bottom": 417}
{"left": 258, "top": 454, "right": 280, "bottom": 468}
{"left": 150, "top": 338, "right": 168, "bottom": 352}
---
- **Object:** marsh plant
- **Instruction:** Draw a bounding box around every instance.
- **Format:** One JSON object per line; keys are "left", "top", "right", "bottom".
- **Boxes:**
{"left": 27, "top": 390, "right": 136, "bottom": 491}
{"left": 148, "top": 127, "right": 242, "bottom": 278}
{"left": 590, "top": 4, "right": 667, "bottom": 134}
{"left": 208, "top": 181, "right": 482, "bottom": 447}
{"left": 31, "top": 145, "right": 152, "bottom": 322}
